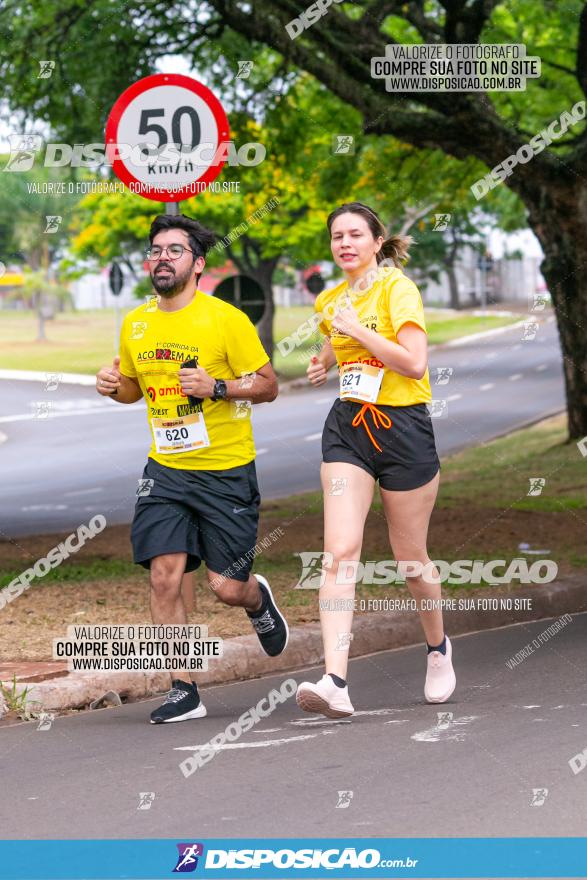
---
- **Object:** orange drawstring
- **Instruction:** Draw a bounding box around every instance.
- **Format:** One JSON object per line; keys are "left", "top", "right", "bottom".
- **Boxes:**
{"left": 351, "top": 404, "right": 392, "bottom": 452}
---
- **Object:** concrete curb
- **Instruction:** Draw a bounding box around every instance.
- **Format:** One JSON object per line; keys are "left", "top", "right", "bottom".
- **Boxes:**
{"left": 8, "top": 577, "right": 585, "bottom": 714}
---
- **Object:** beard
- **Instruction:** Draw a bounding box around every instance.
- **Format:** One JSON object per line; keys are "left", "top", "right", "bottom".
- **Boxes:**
{"left": 150, "top": 262, "right": 194, "bottom": 298}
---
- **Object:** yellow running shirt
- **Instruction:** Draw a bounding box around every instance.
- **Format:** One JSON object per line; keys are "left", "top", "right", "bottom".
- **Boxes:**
{"left": 119, "top": 292, "right": 269, "bottom": 470}
{"left": 314, "top": 267, "right": 432, "bottom": 406}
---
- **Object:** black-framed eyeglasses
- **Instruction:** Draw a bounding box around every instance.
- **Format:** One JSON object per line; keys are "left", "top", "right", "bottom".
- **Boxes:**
{"left": 145, "top": 244, "right": 197, "bottom": 261}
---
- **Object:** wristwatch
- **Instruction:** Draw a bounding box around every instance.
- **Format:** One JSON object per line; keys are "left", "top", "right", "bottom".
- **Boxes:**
{"left": 211, "top": 379, "right": 228, "bottom": 402}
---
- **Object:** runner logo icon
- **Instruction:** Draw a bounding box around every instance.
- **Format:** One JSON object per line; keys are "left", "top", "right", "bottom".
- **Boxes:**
{"left": 173, "top": 842, "right": 204, "bottom": 873}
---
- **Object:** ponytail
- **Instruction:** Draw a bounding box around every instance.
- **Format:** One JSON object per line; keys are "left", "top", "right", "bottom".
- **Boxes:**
{"left": 378, "top": 234, "right": 413, "bottom": 267}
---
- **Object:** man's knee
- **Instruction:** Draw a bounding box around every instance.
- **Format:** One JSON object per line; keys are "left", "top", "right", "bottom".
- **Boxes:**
{"left": 206, "top": 569, "right": 251, "bottom": 605}
{"left": 150, "top": 555, "right": 185, "bottom": 598}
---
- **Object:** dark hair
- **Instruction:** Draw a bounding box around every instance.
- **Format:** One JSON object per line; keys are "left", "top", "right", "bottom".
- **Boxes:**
{"left": 326, "top": 201, "right": 412, "bottom": 267}
{"left": 149, "top": 214, "right": 217, "bottom": 261}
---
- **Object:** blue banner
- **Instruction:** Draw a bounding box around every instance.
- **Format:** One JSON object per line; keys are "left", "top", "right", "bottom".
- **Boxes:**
{"left": 0, "top": 838, "right": 586, "bottom": 879}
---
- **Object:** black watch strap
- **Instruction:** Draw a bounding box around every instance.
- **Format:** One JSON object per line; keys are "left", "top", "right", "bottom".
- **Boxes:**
{"left": 212, "top": 379, "right": 227, "bottom": 401}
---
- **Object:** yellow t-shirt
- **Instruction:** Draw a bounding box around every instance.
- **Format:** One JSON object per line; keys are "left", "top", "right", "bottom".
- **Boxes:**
{"left": 119, "top": 292, "right": 269, "bottom": 470}
{"left": 314, "top": 267, "right": 432, "bottom": 406}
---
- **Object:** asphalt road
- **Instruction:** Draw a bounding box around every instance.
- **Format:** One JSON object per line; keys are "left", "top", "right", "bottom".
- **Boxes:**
{"left": 0, "top": 315, "right": 564, "bottom": 537}
{"left": 0, "top": 615, "right": 585, "bottom": 838}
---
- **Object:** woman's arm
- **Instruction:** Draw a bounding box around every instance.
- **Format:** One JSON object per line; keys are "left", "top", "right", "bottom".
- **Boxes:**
{"left": 331, "top": 307, "right": 428, "bottom": 380}
{"left": 307, "top": 338, "right": 337, "bottom": 386}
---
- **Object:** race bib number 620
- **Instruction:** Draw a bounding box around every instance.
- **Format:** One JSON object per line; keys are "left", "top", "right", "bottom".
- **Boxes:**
{"left": 152, "top": 413, "right": 210, "bottom": 454}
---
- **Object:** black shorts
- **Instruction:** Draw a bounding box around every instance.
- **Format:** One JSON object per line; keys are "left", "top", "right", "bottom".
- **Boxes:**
{"left": 322, "top": 399, "right": 440, "bottom": 491}
{"left": 131, "top": 457, "right": 260, "bottom": 582}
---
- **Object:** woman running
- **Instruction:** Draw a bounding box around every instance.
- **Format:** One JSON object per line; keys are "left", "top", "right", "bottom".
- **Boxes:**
{"left": 296, "top": 201, "right": 456, "bottom": 718}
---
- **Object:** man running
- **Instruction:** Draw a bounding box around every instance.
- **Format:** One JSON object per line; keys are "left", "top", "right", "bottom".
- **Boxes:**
{"left": 96, "top": 213, "right": 288, "bottom": 724}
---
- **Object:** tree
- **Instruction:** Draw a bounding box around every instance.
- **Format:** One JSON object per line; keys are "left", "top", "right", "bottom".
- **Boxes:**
{"left": 10, "top": 270, "right": 72, "bottom": 340}
{"left": 196, "top": 0, "right": 587, "bottom": 439}
{"left": 0, "top": 164, "right": 74, "bottom": 271}
{"left": 4, "top": 2, "right": 584, "bottom": 434}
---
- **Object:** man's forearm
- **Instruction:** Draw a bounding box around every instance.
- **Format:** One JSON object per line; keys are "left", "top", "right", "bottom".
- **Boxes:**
{"left": 109, "top": 375, "right": 143, "bottom": 404}
{"left": 224, "top": 375, "right": 277, "bottom": 404}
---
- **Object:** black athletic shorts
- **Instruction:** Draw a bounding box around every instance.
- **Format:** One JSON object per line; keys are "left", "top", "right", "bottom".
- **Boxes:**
{"left": 322, "top": 399, "right": 440, "bottom": 491}
{"left": 131, "top": 457, "right": 260, "bottom": 581}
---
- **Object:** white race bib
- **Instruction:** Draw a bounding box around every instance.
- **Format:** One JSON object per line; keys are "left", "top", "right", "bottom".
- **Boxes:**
{"left": 152, "top": 413, "right": 210, "bottom": 454}
{"left": 339, "top": 362, "right": 384, "bottom": 403}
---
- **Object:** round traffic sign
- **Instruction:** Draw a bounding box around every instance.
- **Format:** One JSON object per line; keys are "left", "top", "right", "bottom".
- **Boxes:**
{"left": 213, "top": 275, "right": 266, "bottom": 325}
{"left": 109, "top": 262, "right": 124, "bottom": 296}
{"left": 105, "top": 74, "right": 230, "bottom": 202}
{"left": 305, "top": 272, "right": 325, "bottom": 295}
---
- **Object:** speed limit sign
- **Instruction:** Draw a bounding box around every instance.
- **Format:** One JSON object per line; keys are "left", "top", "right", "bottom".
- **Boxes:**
{"left": 105, "top": 73, "right": 230, "bottom": 202}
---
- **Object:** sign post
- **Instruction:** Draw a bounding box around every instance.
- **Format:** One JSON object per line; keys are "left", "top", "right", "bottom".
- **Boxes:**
{"left": 109, "top": 261, "right": 124, "bottom": 352}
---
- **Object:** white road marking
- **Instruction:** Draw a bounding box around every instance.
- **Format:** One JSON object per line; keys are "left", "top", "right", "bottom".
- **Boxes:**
{"left": 249, "top": 727, "right": 283, "bottom": 734}
{"left": 536, "top": 364, "right": 548, "bottom": 371}
{"left": 479, "top": 383, "right": 494, "bottom": 391}
{"left": 446, "top": 394, "right": 462, "bottom": 402}
{"left": 174, "top": 731, "right": 334, "bottom": 752}
{"left": 411, "top": 715, "right": 480, "bottom": 743}
{"left": 290, "top": 707, "right": 407, "bottom": 726}
{"left": 509, "top": 373, "right": 523, "bottom": 381}
{"left": 304, "top": 432, "right": 322, "bottom": 441}
{"left": 485, "top": 352, "right": 497, "bottom": 359}
{"left": 255, "top": 448, "right": 268, "bottom": 455}
{"left": 21, "top": 504, "right": 68, "bottom": 511}
{"left": 0, "top": 431, "right": 6, "bottom": 444}
{"left": 512, "top": 344, "right": 521, "bottom": 351}
{"left": 0, "top": 407, "right": 136, "bottom": 424}
{"left": 64, "top": 488, "right": 104, "bottom": 497}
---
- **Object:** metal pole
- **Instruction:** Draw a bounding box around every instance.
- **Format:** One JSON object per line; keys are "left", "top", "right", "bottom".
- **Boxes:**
{"left": 115, "top": 298, "right": 121, "bottom": 355}
{"left": 165, "top": 201, "right": 180, "bottom": 216}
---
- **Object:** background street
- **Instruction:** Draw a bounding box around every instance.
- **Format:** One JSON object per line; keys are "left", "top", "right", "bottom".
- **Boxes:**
{"left": 0, "top": 615, "right": 584, "bottom": 838}
{"left": 0, "top": 317, "right": 564, "bottom": 537}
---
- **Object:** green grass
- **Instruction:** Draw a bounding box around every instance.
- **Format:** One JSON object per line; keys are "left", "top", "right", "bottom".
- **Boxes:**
{"left": 425, "top": 314, "right": 516, "bottom": 345}
{"left": 0, "top": 306, "right": 519, "bottom": 378}
{"left": 434, "top": 416, "right": 585, "bottom": 514}
{"left": 0, "top": 558, "right": 140, "bottom": 590}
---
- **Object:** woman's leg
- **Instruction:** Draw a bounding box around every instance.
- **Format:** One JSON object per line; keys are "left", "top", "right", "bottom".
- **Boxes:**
{"left": 319, "top": 462, "right": 375, "bottom": 678}
{"left": 297, "top": 461, "right": 375, "bottom": 717}
{"left": 380, "top": 470, "right": 455, "bottom": 702}
{"left": 379, "top": 471, "right": 442, "bottom": 645}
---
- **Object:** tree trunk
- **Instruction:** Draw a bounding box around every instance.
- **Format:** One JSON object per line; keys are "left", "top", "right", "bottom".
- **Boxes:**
{"left": 254, "top": 268, "right": 275, "bottom": 361}
{"left": 37, "top": 293, "right": 46, "bottom": 342}
{"left": 445, "top": 261, "right": 460, "bottom": 310}
{"left": 525, "top": 185, "right": 587, "bottom": 439}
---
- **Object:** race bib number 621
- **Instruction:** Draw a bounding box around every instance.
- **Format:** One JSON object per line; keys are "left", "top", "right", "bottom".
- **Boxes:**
{"left": 339, "top": 362, "right": 384, "bottom": 403}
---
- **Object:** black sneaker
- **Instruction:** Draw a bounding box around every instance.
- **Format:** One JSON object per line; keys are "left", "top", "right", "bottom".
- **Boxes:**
{"left": 247, "top": 574, "right": 289, "bottom": 657}
{"left": 150, "top": 680, "right": 207, "bottom": 724}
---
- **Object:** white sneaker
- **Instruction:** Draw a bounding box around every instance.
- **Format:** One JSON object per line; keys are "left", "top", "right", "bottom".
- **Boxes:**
{"left": 424, "top": 636, "right": 456, "bottom": 703}
{"left": 296, "top": 674, "right": 354, "bottom": 718}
